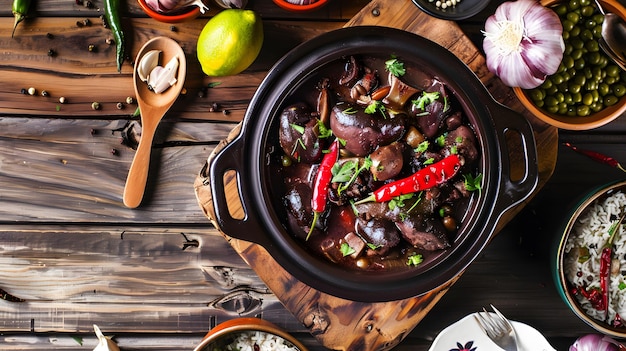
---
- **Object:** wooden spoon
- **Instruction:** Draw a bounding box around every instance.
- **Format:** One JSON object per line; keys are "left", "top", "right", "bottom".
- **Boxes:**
{"left": 123, "top": 36, "right": 187, "bottom": 208}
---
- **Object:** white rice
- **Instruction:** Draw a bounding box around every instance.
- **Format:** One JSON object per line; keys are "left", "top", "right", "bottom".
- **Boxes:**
{"left": 564, "top": 191, "right": 626, "bottom": 325}
{"left": 215, "top": 331, "right": 300, "bottom": 351}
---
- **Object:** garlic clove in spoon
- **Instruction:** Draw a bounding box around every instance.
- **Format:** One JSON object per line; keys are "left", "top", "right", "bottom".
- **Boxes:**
{"left": 137, "top": 50, "right": 161, "bottom": 83}
{"left": 147, "top": 55, "right": 179, "bottom": 94}
{"left": 92, "top": 324, "right": 120, "bottom": 351}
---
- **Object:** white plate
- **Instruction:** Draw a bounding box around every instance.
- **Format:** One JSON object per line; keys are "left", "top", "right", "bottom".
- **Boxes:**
{"left": 428, "top": 313, "right": 557, "bottom": 351}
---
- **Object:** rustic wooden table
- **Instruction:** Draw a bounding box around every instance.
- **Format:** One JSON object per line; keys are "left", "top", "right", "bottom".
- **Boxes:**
{"left": 1, "top": 0, "right": 626, "bottom": 350}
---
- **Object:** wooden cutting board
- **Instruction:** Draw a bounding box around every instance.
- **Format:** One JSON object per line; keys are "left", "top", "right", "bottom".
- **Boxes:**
{"left": 195, "top": 1, "right": 558, "bottom": 350}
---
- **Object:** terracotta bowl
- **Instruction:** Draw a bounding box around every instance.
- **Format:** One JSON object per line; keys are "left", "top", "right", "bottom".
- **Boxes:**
{"left": 513, "top": 0, "right": 626, "bottom": 130}
{"left": 137, "top": 0, "right": 203, "bottom": 23}
{"left": 193, "top": 318, "right": 309, "bottom": 351}
{"left": 272, "top": 0, "right": 328, "bottom": 12}
{"left": 553, "top": 179, "right": 626, "bottom": 338}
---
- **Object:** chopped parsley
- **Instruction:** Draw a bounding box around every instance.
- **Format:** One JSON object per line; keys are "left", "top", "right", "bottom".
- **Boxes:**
{"left": 340, "top": 242, "right": 356, "bottom": 257}
{"left": 290, "top": 123, "right": 305, "bottom": 134}
{"left": 364, "top": 100, "right": 387, "bottom": 118}
{"left": 332, "top": 160, "right": 356, "bottom": 183}
{"left": 342, "top": 107, "right": 358, "bottom": 114}
{"left": 412, "top": 91, "right": 440, "bottom": 110}
{"left": 385, "top": 57, "right": 406, "bottom": 77}
{"left": 619, "top": 281, "right": 626, "bottom": 290}
{"left": 423, "top": 157, "right": 435, "bottom": 165}
{"left": 367, "top": 243, "right": 382, "bottom": 250}
{"left": 414, "top": 140, "right": 430, "bottom": 153}
{"left": 332, "top": 157, "right": 373, "bottom": 195}
{"left": 407, "top": 253, "right": 424, "bottom": 266}
{"left": 463, "top": 173, "right": 483, "bottom": 195}
{"left": 435, "top": 132, "right": 448, "bottom": 147}
{"left": 317, "top": 119, "right": 332, "bottom": 139}
{"left": 388, "top": 193, "right": 414, "bottom": 211}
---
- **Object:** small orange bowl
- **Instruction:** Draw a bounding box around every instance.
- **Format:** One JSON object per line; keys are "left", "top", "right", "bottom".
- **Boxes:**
{"left": 513, "top": 0, "right": 626, "bottom": 130}
{"left": 137, "top": 0, "right": 203, "bottom": 23}
{"left": 272, "top": 0, "right": 328, "bottom": 12}
{"left": 193, "top": 318, "right": 309, "bottom": 351}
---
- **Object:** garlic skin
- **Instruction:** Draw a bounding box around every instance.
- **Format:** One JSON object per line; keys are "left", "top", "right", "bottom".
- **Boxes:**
{"left": 145, "top": 0, "right": 209, "bottom": 14}
{"left": 483, "top": 0, "right": 564, "bottom": 89}
{"left": 215, "top": 0, "right": 247, "bottom": 8}
{"left": 92, "top": 324, "right": 120, "bottom": 351}
{"left": 137, "top": 50, "right": 161, "bottom": 83}
{"left": 147, "top": 55, "right": 180, "bottom": 94}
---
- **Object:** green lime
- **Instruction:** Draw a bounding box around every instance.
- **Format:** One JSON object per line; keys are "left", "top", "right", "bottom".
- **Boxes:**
{"left": 196, "top": 9, "right": 264, "bottom": 77}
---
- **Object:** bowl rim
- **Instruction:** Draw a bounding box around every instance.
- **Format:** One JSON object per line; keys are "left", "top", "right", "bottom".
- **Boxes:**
{"left": 193, "top": 317, "right": 309, "bottom": 351}
{"left": 514, "top": 86, "right": 626, "bottom": 131}
{"left": 137, "top": 0, "right": 202, "bottom": 23}
{"left": 556, "top": 179, "right": 626, "bottom": 337}
{"left": 513, "top": 0, "right": 626, "bottom": 131}
{"left": 410, "top": 0, "right": 491, "bottom": 21}
{"left": 272, "top": 0, "right": 328, "bottom": 11}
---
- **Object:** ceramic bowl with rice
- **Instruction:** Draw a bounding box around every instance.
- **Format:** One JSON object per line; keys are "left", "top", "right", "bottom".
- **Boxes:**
{"left": 193, "top": 318, "right": 308, "bottom": 351}
{"left": 554, "top": 179, "right": 626, "bottom": 337}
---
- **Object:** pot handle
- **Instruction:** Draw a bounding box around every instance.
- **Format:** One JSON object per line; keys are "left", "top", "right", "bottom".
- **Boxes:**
{"left": 490, "top": 102, "right": 539, "bottom": 213}
{"left": 207, "top": 134, "right": 267, "bottom": 246}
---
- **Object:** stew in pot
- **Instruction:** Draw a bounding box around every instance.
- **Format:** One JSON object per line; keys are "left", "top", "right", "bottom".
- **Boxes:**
{"left": 269, "top": 54, "right": 483, "bottom": 272}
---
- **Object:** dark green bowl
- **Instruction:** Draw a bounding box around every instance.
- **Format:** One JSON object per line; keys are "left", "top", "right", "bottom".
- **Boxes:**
{"left": 553, "top": 179, "right": 626, "bottom": 337}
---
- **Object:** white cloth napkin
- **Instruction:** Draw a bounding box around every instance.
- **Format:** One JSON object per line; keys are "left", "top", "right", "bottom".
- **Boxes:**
{"left": 428, "top": 313, "right": 557, "bottom": 351}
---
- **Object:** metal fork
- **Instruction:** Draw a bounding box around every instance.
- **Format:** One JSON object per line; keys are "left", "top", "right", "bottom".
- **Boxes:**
{"left": 474, "top": 305, "right": 519, "bottom": 351}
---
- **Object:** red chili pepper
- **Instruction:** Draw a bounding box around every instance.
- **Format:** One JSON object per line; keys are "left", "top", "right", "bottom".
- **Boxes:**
{"left": 307, "top": 139, "right": 340, "bottom": 240}
{"left": 563, "top": 142, "right": 626, "bottom": 173}
{"left": 578, "top": 284, "right": 605, "bottom": 310}
{"left": 357, "top": 154, "right": 461, "bottom": 204}
{"left": 601, "top": 245, "right": 612, "bottom": 316}
{"left": 600, "top": 211, "right": 626, "bottom": 320}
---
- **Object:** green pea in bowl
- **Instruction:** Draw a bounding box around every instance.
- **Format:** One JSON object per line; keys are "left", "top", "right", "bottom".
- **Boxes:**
{"left": 514, "top": 0, "right": 626, "bottom": 131}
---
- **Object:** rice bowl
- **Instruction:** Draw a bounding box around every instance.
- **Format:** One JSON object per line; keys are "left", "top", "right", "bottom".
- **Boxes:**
{"left": 207, "top": 330, "right": 301, "bottom": 351}
{"left": 555, "top": 179, "right": 626, "bottom": 337}
{"left": 193, "top": 318, "right": 308, "bottom": 351}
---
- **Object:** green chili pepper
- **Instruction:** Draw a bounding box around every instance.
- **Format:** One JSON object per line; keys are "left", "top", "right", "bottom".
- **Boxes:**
{"left": 103, "top": 0, "right": 125, "bottom": 72}
{"left": 12, "top": 0, "right": 33, "bottom": 38}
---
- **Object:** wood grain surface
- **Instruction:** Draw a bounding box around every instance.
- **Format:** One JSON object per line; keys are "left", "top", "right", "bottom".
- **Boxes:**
{"left": 195, "top": 1, "right": 559, "bottom": 350}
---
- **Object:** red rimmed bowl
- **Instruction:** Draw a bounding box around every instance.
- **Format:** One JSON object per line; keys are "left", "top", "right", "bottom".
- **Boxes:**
{"left": 193, "top": 318, "right": 309, "bottom": 351}
{"left": 272, "top": 0, "right": 328, "bottom": 12}
{"left": 207, "top": 26, "right": 539, "bottom": 302}
{"left": 137, "top": 0, "right": 203, "bottom": 23}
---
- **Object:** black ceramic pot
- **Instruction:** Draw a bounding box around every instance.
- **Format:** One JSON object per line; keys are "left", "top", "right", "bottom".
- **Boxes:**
{"left": 208, "top": 26, "right": 538, "bottom": 302}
